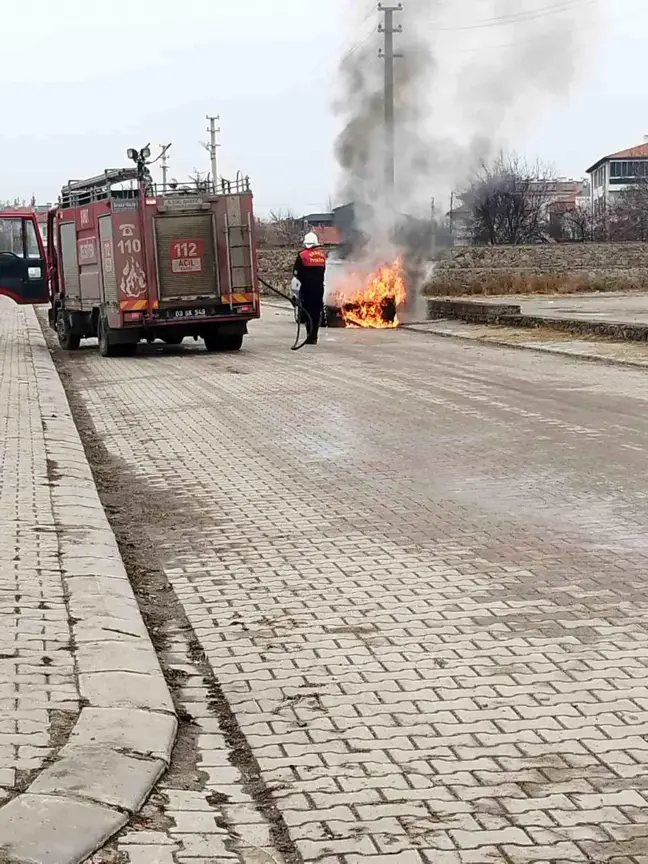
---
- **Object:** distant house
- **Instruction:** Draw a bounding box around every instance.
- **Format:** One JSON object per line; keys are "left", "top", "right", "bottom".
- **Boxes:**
{"left": 2, "top": 202, "right": 51, "bottom": 246}
{"left": 330, "top": 202, "right": 436, "bottom": 254}
{"left": 300, "top": 212, "right": 341, "bottom": 247}
{"left": 449, "top": 179, "right": 591, "bottom": 245}
{"left": 545, "top": 179, "right": 591, "bottom": 239}
{"left": 332, "top": 203, "right": 358, "bottom": 253}
{"left": 301, "top": 212, "right": 334, "bottom": 228}
{"left": 545, "top": 179, "right": 590, "bottom": 211}
{"left": 586, "top": 138, "right": 648, "bottom": 215}
{"left": 314, "top": 225, "right": 342, "bottom": 246}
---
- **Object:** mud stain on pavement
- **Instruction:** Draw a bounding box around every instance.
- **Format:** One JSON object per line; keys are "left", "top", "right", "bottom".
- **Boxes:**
{"left": 45, "top": 458, "right": 62, "bottom": 483}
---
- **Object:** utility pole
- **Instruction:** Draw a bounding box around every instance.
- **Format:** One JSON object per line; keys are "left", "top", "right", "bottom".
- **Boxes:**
{"left": 449, "top": 191, "right": 455, "bottom": 242}
{"left": 431, "top": 197, "right": 437, "bottom": 259}
{"left": 378, "top": 3, "right": 403, "bottom": 196}
{"left": 159, "top": 144, "right": 172, "bottom": 193}
{"left": 204, "top": 115, "right": 220, "bottom": 191}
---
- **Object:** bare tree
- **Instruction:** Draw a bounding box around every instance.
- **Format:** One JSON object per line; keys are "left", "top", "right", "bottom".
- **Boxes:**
{"left": 257, "top": 210, "right": 304, "bottom": 247}
{"left": 462, "top": 153, "right": 556, "bottom": 245}
{"left": 562, "top": 202, "right": 594, "bottom": 242}
{"left": 589, "top": 201, "right": 612, "bottom": 242}
{"left": 188, "top": 169, "right": 210, "bottom": 192}
{"left": 609, "top": 179, "right": 648, "bottom": 241}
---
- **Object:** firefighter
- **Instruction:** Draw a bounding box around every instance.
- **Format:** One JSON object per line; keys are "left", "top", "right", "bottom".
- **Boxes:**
{"left": 293, "top": 232, "right": 327, "bottom": 345}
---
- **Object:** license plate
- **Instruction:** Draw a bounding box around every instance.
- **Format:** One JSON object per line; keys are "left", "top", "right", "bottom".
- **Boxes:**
{"left": 154, "top": 304, "right": 251, "bottom": 321}
{"left": 155, "top": 309, "right": 209, "bottom": 321}
{"left": 164, "top": 308, "right": 208, "bottom": 319}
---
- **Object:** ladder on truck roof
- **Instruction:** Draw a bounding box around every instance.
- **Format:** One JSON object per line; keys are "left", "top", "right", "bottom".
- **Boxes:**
{"left": 60, "top": 168, "right": 142, "bottom": 208}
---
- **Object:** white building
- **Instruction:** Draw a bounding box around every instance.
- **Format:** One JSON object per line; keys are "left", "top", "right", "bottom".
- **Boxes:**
{"left": 586, "top": 137, "right": 648, "bottom": 215}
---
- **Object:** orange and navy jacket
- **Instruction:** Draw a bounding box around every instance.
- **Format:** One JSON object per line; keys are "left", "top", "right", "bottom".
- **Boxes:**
{"left": 294, "top": 246, "right": 327, "bottom": 293}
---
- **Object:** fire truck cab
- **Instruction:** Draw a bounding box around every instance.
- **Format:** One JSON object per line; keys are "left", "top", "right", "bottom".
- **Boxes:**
{"left": 0, "top": 210, "right": 49, "bottom": 305}
{"left": 47, "top": 163, "right": 259, "bottom": 356}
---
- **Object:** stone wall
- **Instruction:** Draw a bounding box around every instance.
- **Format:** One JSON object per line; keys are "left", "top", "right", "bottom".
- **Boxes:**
{"left": 257, "top": 247, "right": 298, "bottom": 293}
{"left": 425, "top": 243, "right": 648, "bottom": 296}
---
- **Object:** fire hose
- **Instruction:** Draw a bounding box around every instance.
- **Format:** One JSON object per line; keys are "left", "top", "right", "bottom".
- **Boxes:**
{"left": 258, "top": 277, "right": 313, "bottom": 351}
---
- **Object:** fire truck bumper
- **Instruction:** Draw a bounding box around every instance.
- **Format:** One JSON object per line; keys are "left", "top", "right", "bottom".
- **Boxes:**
{"left": 149, "top": 303, "right": 258, "bottom": 324}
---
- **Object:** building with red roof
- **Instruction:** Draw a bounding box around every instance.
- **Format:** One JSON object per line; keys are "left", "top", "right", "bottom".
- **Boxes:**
{"left": 586, "top": 138, "right": 648, "bottom": 214}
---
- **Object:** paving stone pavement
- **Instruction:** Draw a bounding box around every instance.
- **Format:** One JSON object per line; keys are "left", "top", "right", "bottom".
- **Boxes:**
{"left": 53, "top": 306, "right": 648, "bottom": 864}
{"left": 0, "top": 298, "right": 176, "bottom": 864}
{"left": 0, "top": 300, "right": 80, "bottom": 797}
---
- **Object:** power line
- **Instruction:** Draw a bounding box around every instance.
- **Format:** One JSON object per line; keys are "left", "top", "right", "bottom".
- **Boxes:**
{"left": 448, "top": 17, "right": 603, "bottom": 53}
{"left": 261, "top": 6, "right": 382, "bottom": 96}
{"left": 345, "top": 29, "right": 377, "bottom": 61}
{"left": 405, "top": 10, "right": 602, "bottom": 56}
{"left": 430, "top": 0, "right": 596, "bottom": 31}
{"left": 271, "top": 23, "right": 378, "bottom": 99}
{"left": 321, "top": 21, "right": 379, "bottom": 72}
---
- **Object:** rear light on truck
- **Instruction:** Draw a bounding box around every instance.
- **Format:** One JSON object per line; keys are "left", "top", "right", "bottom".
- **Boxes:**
{"left": 123, "top": 311, "right": 143, "bottom": 323}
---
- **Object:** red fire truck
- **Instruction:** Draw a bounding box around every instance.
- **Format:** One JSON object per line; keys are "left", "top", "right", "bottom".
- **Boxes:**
{"left": 0, "top": 157, "right": 260, "bottom": 356}
{"left": 44, "top": 157, "right": 259, "bottom": 355}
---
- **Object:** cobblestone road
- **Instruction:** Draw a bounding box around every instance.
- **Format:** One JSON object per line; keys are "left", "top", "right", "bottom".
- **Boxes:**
{"left": 55, "top": 308, "right": 648, "bottom": 863}
{"left": 0, "top": 300, "right": 79, "bottom": 799}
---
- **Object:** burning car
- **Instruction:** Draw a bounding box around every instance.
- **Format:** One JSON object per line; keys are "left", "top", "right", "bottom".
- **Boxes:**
{"left": 324, "top": 252, "right": 406, "bottom": 328}
{"left": 290, "top": 252, "right": 406, "bottom": 329}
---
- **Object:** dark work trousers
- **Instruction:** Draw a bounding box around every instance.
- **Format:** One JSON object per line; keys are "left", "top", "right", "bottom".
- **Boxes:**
{"left": 300, "top": 285, "right": 324, "bottom": 343}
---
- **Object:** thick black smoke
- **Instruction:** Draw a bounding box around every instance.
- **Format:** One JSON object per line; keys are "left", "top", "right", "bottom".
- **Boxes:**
{"left": 335, "top": 0, "right": 600, "bottom": 271}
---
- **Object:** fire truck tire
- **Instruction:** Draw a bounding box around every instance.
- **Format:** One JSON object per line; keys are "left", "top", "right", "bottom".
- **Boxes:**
{"left": 118, "top": 343, "right": 138, "bottom": 357}
{"left": 204, "top": 332, "right": 243, "bottom": 352}
{"left": 98, "top": 317, "right": 118, "bottom": 358}
{"left": 220, "top": 334, "right": 244, "bottom": 351}
{"left": 56, "top": 314, "right": 81, "bottom": 351}
{"left": 162, "top": 333, "right": 184, "bottom": 345}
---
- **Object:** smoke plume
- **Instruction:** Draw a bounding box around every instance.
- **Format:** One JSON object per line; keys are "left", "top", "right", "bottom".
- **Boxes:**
{"left": 335, "top": 0, "right": 601, "bottom": 265}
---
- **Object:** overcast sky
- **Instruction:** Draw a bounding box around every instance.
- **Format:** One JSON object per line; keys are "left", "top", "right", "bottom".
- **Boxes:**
{"left": 1, "top": 0, "right": 646, "bottom": 216}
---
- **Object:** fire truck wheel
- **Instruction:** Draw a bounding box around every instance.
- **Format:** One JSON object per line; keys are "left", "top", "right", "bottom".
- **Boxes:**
{"left": 56, "top": 314, "right": 81, "bottom": 351}
{"left": 98, "top": 317, "right": 118, "bottom": 358}
{"left": 222, "top": 334, "right": 244, "bottom": 351}
{"left": 162, "top": 333, "right": 184, "bottom": 345}
{"left": 118, "top": 343, "right": 138, "bottom": 357}
{"left": 204, "top": 332, "right": 243, "bottom": 352}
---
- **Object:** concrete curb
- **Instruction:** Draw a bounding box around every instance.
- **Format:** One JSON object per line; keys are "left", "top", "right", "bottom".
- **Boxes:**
{"left": 425, "top": 297, "right": 648, "bottom": 342}
{"left": 0, "top": 309, "right": 177, "bottom": 864}
{"left": 405, "top": 322, "right": 648, "bottom": 370}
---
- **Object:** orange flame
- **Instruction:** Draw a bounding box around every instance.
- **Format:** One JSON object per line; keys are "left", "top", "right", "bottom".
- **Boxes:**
{"left": 337, "top": 258, "right": 407, "bottom": 329}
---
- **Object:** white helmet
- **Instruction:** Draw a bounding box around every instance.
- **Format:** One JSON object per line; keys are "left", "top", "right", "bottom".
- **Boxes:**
{"left": 304, "top": 231, "right": 319, "bottom": 248}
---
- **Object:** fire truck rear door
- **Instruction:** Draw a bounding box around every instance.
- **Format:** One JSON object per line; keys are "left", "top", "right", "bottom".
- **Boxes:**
{"left": 153, "top": 212, "right": 219, "bottom": 303}
{"left": 0, "top": 214, "right": 49, "bottom": 304}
